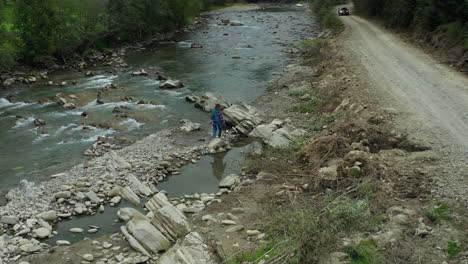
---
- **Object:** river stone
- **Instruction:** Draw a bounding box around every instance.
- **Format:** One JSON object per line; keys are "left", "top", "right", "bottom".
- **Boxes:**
{"left": 88, "top": 228, "right": 98, "bottom": 234}
{"left": 70, "top": 228, "right": 84, "bottom": 233}
{"left": 158, "top": 232, "right": 217, "bottom": 264}
{"left": 121, "top": 226, "right": 151, "bottom": 257}
{"left": 219, "top": 174, "right": 240, "bottom": 188}
{"left": 20, "top": 243, "right": 41, "bottom": 253}
{"left": 109, "top": 186, "right": 140, "bottom": 206}
{"left": 118, "top": 208, "right": 146, "bottom": 222}
{"left": 221, "top": 220, "right": 236, "bottom": 225}
{"left": 33, "top": 227, "right": 51, "bottom": 238}
{"left": 1, "top": 216, "right": 19, "bottom": 225}
{"left": 160, "top": 79, "right": 184, "bottom": 89}
{"left": 226, "top": 225, "right": 244, "bottom": 233}
{"left": 110, "top": 196, "right": 122, "bottom": 204}
{"left": 18, "top": 262, "right": 30, "bottom": 264}
{"left": 247, "top": 230, "right": 261, "bottom": 236}
{"left": 36, "top": 210, "right": 58, "bottom": 221}
{"left": 83, "top": 254, "right": 94, "bottom": 261}
{"left": 126, "top": 217, "right": 171, "bottom": 254}
{"left": 85, "top": 191, "right": 100, "bottom": 204}
{"left": 54, "top": 191, "right": 72, "bottom": 199}
{"left": 56, "top": 240, "right": 71, "bottom": 246}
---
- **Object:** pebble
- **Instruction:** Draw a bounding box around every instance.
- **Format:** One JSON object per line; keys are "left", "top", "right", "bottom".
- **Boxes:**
{"left": 246, "top": 230, "right": 261, "bottom": 236}
{"left": 83, "top": 254, "right": 94, "bottom": 261}
{"left": 56, "top": 240, "right": 71, "bottom": 246}
{"left": 70, "top": 228, "right": 84, "bottom": 233}
{"left": 221, "top": 220, "right": 237, "bottom": 225}
{"left": 88, "top": 228, "right": 99, "bottom": 234}
{"left": 226, "top": 225, "right": 244, "bottom": 233}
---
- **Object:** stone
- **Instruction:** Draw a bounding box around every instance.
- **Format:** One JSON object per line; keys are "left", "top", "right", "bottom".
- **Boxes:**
{"left": 221, "top": 220, "right": 236, "bottom": 225}
{"left": 126, "top": 217, "right": 171, "bottom": 254}
{"left": 179, "top": 119, "right": 201, "bottom": 132}
{"left": 128, "top": 174, "right": 154, "bottom": 197}
{"left": 88, "top": 228, "right": 99, "bottom": 234}
{"left": 70, "top": 228, "right": 84, "bottom": 233}
{"left": 3, "top": 78, "right": 16, "bottom": 86}
{"left": 132, "top": 69, "right": 148, "bottom": 76}
{"left": 160, "top": 79, "right": 184, "bottom": 89}
{"left": 121, "top": 226, "right": 151, "bottom": 257}
{"left": 249, "top": 124, "right": 276, "bottom": 139}
{"left": 219, "top": 174, "right": 240, "bottom": 188}
{"left": 54, "top": 191, "right": 72, "bottom": 199}
{"left": 151, "top": 204, "right": 191, "bottom": 240}
{"left": 118, "top": 208, "right": 146, "bottom": 222}
{"left": 226, "top": 225, "right": 244, "bottom": 232}
{"left": 34, "top": 118, "right": 46, "bottom": 127}
{"left": 110, "top": 196, "right": 122, "bottom": 204}
{"left": 20, "top": 243, "right": 41, "bottom": 253}
{"left": 208, "top": 138, "right": 227, "bottom": 151}
{"left": 246, "top": 230, "right": 261, "bottom": 236}
{"left": 158, "top": 232, "right": 217, "bottom": 264}
{"left": 85, "top": 191, "right": 100, "bottom": 204}
{"left": 56, "top": 240, "right": 71, "bottom": 246}
{"left": 33, "top": 227, "right": 51, "bottom": 238}
{"left": 109, "top": 186, "right": 140, "bottom": 206}
{"left": 83, "top": 254, "right": 94, "bottom": 261}
{"left": 1, "top": 216, "right": 19, "bottom": 225}
{"left": 36, "top": 210, "right": 58, "bottom": 221}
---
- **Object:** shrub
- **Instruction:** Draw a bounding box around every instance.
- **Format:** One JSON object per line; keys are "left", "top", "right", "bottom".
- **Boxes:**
{"left": 308, "top": 113, "right": 336, "bottom": 131}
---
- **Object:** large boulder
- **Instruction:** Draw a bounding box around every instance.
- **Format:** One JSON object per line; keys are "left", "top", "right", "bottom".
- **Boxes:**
{"left": 160, "top": 80, "right": 184, "bottom": 89}
{"left": 128, "top": 174, "right": 154, "bottom": 197}
{"left": 109, "top": 186, "right": 141, "bottom": 206}
{"left": 105, "top": 151, "right": 131, "bottom": 172}
{"left": 151, "top": 205, "right": 191, "bottom": 241}
{"left": 36, "top": 210, "right": 58, "bottom": 221}
{"left": 188, "top": 92, "right": 230, "bottom": 112}
{"left": 179, "top": 119, "right": 201, "bottom": 132}
{"left": 158, "top": 232, "right": 217, "bottom": 264}
{"left": 219, "top": 174, "right": 240, "bottom": 189}
{"left": 126, "top": 216, "right": 171, "bottom": 254}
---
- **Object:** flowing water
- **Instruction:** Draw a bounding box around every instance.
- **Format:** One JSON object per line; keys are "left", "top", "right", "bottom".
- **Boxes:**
{"left": 0, "top": 5, "right": 317, "bottom": 195}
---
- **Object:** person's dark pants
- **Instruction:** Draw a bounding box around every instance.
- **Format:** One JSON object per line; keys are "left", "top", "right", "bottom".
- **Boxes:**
{"left": 212, "top": 123, "right": 223, "bottom": 138}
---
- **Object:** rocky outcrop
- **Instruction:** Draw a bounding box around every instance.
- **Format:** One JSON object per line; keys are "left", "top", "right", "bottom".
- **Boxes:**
{"left": 185, "top": 92, "right": 230, "bottom": 112}
{"left": 158, "top": 232, "right": 218, "bottom": 264}
{"left": 249, "top": 119, "right": 307, "bottom": 147}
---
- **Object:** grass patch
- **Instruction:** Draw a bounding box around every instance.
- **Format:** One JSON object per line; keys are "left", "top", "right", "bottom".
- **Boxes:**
{"left": 229, "top": 245, "right": 280, "bottom": 264}
{"left": 346, "top": 239, "right": 383, "bottom": 264}
{"left": 308, "top": 113, "right": 337, "bottom": 131}
{"left": 426, "top": 201, "right": 452, "bottom": 224}
{"left": 288, "top": 89, "right": 312, "bottom": 97}
{"left": 299, "top": 39, "right": 328, "bottom": 66}
{"left": 263, "top": 196, "right": 383, "bottom": 263}
{"left": 309, "top": 0, "right": 344, "bottom": 30}
{"left": 205, "top": 2, "right": 248, "bottom": 12}
{"left": 447, "top": 239, "right": 462, "bottom": 259}
{"left": 291, "top": 98, "right": 321, "bottom": 113}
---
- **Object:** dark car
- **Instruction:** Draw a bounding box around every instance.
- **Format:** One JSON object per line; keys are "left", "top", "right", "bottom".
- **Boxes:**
{"left": 338, "top": 7, "right": 350, "bottom": 16}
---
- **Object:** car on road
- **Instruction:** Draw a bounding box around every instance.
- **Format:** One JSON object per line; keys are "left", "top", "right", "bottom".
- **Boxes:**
{"left": 338, "top": 7, "right": 350, "bottom": 16}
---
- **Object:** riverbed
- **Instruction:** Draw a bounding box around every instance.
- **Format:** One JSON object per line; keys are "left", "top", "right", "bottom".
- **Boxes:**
{"left": 0, "top": 4, "right": 318, "bottom": 195}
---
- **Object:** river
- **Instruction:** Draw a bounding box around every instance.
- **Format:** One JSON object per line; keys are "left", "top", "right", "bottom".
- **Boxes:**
{"left": 0, "top": 4, "right": 318, "bottom": 195}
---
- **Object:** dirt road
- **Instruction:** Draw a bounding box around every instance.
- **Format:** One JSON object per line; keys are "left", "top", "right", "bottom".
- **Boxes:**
{"left": 340, "top": 13, "right": 468, "bottom": 203}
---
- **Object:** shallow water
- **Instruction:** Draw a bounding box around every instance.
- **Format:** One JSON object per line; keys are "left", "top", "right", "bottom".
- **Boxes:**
{"left": 0, "top": 5, "right": 317, "bottom": 192}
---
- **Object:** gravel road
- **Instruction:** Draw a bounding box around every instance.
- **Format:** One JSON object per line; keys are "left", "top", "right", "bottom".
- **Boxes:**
{"left": 340, "top": 13, "right": 468, "bottom": 204}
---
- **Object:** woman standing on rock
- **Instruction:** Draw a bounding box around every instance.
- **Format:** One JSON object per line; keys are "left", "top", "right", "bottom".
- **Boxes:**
{"left": 211, "top": 104, "right": 225, "bottom": 139}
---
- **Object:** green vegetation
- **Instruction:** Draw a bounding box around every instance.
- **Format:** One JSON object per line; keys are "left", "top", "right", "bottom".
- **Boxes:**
{"left": 258, "top": 196, "right": 383, "bottom": 263}
{"left": 291, "top": 96, "right": 321, "bottom": 113}
{"left": 0, "top": 0, "right": 239, "bottom": 68}
{"left": 205, "top": 2, "right": 247, "bottom": 12}
{"left": 447, "top": 239, "right": 462, "bottom": 259}
{"left": 299, "top": 39, "right": 328, "bottom": 65}
{"left": 426, "top": 201, "right": 452, "bottom": 224}
{"left": 229, "top": 245, "right": 280, "bottom": 264}
{"left": 353, "top": 0, "right": 468, "bottom": 48}
{"left": 288, "top": 89, "right": 313, "bottom": 97}
{"left": 308, "top": 0, "right": 345, "bottom": 30}
{"left": 346, "top": 239, "right": 383, "bottom": 264}
{"left": 308, "top": 113, "right": 337, "bottom": 131}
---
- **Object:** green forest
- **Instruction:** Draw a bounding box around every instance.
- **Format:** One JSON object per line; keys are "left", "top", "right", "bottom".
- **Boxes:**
{"left": 353, "top": 0, "right": 468, "bottom": 47}
{"left": 0, "top": 0, "right": 239, "bottom": 68}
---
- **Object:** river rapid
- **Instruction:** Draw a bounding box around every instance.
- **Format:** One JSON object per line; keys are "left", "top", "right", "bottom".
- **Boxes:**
{"left": 0, "top": 5, "right": 319, "bottom": 195}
